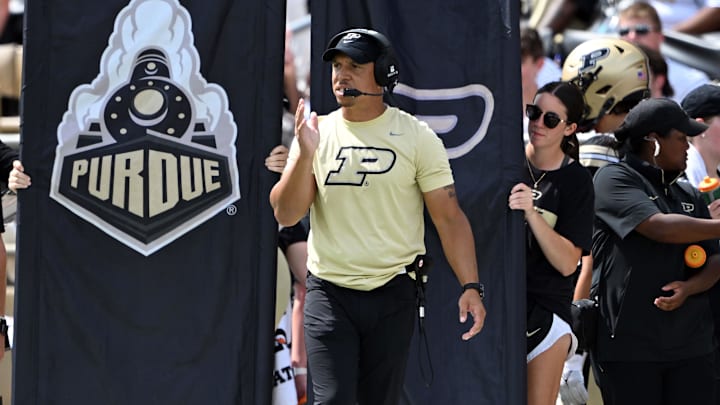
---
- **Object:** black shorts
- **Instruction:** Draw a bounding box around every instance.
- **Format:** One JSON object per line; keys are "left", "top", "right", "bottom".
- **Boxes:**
{"left": 527, "top": 303, "right": 576, "bottom": 362}
{"left": 278, "top": 221, "right": 308, "bottom": 253}
{"left": 526, "top": 304, "right": 553, "bottom": 355}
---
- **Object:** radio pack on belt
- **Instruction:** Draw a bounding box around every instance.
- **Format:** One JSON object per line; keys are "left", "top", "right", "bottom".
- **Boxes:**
{"left": 405, "top": 255, "right": 432, "bottom": 320}
{"left": 405, "top": 255, "right": 434, "bottom": 386}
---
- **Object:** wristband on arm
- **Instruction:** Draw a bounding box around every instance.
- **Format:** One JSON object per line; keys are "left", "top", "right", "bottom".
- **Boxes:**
{"left": 462, "top": 282, "right": 484, "bottom": 299}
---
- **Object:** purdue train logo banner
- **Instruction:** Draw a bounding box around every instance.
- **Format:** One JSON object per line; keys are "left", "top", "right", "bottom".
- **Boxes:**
{"left": 50, "top": 0, "right": 240, "bottom": 256}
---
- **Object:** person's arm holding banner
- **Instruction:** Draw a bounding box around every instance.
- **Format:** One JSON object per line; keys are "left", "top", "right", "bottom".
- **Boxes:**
{"left": 0, "top": 151, "right": 22, "bottom": 361}
{"left": 265, "top": 145, "right": 289, "bottom": 174}
{"left": 8, "top": 160, "right": 30, "bottom": 192}
{"left": 269, "top": 99, "right": 318, "bottom": 226}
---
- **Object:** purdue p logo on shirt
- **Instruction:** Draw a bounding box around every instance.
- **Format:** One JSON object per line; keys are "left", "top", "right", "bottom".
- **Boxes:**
{"left": 325, "top": 146, "right": 397, "bottom": 186}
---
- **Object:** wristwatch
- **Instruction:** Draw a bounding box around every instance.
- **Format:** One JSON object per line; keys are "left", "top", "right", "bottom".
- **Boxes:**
{"left": 462, "top": 282, "right": 485, "bottom": 299}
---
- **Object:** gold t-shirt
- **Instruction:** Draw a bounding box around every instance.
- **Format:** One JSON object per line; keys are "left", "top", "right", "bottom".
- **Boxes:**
{"left": 288, "top": 107, "right": 453, "bottom": 290}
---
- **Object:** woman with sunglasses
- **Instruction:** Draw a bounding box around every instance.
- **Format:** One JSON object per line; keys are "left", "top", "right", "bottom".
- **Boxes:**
{"left": 509, "top": 81, "right": 594, "bottom": 405}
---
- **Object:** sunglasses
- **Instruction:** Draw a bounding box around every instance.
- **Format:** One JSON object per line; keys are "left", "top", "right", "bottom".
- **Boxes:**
{"left": 618, "top": 24, "right": 654, "bottom": 37}
{"left": 526, "top": 104, "right": 568, "bottom": 129}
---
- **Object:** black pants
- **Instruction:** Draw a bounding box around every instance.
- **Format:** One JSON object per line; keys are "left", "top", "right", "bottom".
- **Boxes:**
{"left": 304, "top": 273, "right": 416, "bottom": 405}
{"left": 597, "top": 353, "right": 715, "bottom": 405}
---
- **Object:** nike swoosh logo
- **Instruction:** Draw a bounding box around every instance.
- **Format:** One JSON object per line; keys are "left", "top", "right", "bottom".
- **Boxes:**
{"left": 649, "top": 196, "right": 659, "bottom": 200}
{"left": 389, "top": 132, "right": 403, "bottom": 136}
{"left": 526, "top": 328, "right": 542, "bottom": 338}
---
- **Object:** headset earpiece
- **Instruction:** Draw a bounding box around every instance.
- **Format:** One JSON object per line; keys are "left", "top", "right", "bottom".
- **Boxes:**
{"left": 325, "top": 28, "right": 400, "bottom": 93}
{"left": 643, "top": 136, "right": 661, "bottom": 157}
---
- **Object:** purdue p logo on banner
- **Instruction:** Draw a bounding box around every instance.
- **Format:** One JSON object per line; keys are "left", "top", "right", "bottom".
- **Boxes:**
{"left": 50, "top": 0, "right": 241, "bottom": 256}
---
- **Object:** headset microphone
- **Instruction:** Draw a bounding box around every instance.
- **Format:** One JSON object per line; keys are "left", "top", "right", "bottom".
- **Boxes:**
{"left": 343, "top": 88, "right": 384, "bottom": 97}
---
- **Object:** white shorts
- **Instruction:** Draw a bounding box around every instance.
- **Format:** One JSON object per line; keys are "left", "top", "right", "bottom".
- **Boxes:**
{"left": 526, "top": 313, "right": 578, "bottom": 363}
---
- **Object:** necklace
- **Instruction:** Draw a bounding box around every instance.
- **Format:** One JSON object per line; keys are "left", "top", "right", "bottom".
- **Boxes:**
{"left": 526, "top": 159, "right": 547, "bottom": 189}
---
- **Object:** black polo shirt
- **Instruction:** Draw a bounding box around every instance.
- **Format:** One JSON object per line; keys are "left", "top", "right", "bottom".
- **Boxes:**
{"left": 592, "top": 155, "right": 718, "bottom": 362}
{"left": 527, "top": 160, "right": 594, "bottom": 325}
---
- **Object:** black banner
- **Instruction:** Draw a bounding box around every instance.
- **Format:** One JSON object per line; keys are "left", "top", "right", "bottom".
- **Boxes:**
{"left": 14, "top": 0, "right": 284, "bottom": 403}
{"left": 311, "top": 1, "right": 527, "bottom": 404}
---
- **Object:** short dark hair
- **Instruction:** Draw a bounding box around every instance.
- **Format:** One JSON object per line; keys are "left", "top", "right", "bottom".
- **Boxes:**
{"left": 620, "top": 2, "right": 663, "bottom": 30}
{"left": 520, "top": 27, "right": 545, "bottom": 61}
{"left": 637, "top": 44, "right": 674, "bottom": 97}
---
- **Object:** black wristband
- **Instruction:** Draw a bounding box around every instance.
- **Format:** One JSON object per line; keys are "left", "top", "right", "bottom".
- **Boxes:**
{"left": 462, "top": 282, "right": 484, "bottom": 299}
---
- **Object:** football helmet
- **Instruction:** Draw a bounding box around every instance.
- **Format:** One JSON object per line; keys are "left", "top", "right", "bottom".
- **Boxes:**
{"left": 562, "top": 38, "right": 649, "bottom": 127}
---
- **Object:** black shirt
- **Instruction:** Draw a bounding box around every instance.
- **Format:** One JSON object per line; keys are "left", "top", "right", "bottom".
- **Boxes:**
{"left": 592, "top": 155, "right": 718, "bottom": 362}
{"left": 526, "top": 160, "right": 594, "bottom": 325}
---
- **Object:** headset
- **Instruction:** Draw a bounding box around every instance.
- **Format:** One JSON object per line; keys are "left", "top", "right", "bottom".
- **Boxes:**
{"left": 325, "top": 28, "right": 400, "bottom": 93}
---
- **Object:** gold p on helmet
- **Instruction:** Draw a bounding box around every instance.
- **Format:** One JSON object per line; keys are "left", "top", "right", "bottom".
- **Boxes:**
{"left": 561, "top": 38, "right": 649, "bottom": 127}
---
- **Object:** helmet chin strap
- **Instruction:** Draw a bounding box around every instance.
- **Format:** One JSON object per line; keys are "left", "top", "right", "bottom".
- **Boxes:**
{"left": 578, "top": 97, "right": 614, "bottom": 133}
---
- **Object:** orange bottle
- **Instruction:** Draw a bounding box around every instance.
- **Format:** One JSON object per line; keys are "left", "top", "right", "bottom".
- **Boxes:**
{"left": 685, "top": 244, "right": 707, "bottom": 269}
{"left": 698, "top": 176, "right": 720, "bottom": 205}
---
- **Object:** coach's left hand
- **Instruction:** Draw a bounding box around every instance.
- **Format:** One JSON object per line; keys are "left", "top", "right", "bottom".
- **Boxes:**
{"left": 459, "top": 290, "right": 486, "bottom": 340}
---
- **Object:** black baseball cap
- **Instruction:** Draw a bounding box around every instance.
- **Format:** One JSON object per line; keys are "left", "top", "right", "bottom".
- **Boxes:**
{"left": 614, "top": 98, "right": 708, "bottom": 142}
{"left": 322, "top": 32, "right": 381, "bottom": 64}
{"left": 681, "top": 84, "right": 720, "bottom": 119}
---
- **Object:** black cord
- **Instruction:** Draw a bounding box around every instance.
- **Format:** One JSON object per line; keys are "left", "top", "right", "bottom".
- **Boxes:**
{"left": 415, "top": 275, "right": 434, "bottom": 387}
{"left": 406, "top": 255, "right": 434, "bottom": 387}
